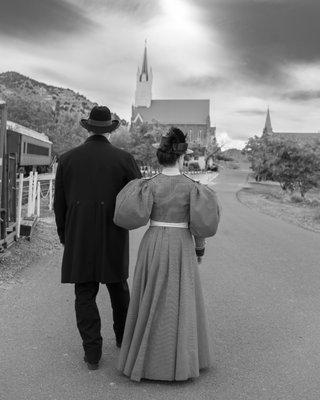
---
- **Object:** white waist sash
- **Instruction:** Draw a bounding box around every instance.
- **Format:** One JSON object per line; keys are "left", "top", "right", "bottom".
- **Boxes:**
{"left": 150, "top": 220, "right": 189, "bottom": 229}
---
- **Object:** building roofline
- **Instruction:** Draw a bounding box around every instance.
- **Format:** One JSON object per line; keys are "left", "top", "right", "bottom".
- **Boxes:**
{"left": 7, "top": 120, "right": 52, "bottom": 143}
{"left": 147, "top": 98, "right": 210, "bottom": 102}
{"left": 275, "top": 131, "right": 319, "bottom": 135}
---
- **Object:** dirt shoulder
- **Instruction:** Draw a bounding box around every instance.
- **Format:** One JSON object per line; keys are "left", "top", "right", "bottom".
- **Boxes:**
{"left": 237, "top": 182, "right": 320, "bottom": 234}
{"left": 0, "top": 212, "right": 61, "bottom": 292}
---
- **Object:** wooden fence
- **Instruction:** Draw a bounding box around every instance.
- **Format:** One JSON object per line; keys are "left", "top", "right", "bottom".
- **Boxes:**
{"left": 12, "top": 167, "right": 215, "bottom": 242}
{"left": 16, "top": 172, "right": 55, "bottom": 239}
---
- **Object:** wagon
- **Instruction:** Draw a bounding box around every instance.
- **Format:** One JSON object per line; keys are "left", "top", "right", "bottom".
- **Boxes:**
{"left": 0, "top": 101, "right": 53, "bottom": 251}
{"left": 7, "top": 121, "right": 52, "bottom": 174}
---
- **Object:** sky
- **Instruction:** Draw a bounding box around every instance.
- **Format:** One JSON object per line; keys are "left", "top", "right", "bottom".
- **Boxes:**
{"left": 0, "top": 0, "right": 320, "bottom": 149}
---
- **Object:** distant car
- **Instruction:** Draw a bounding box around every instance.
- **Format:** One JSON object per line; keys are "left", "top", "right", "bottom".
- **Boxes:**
{"left": 207, "top": 163, "right": 219, "bottom": 172}
{"left": 205, "top": 155, "right": 219, "bottom": 172}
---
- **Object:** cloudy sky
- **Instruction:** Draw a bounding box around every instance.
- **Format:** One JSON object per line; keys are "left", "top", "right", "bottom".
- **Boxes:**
{"left": 0, "top": 0, "right": 320, "bottom": 148}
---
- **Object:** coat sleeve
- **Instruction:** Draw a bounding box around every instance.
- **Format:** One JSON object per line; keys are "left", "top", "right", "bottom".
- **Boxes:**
{"left": 189, "top": 182, "right": 220, "bottom": 238}
{"left": 53, "top": 160, "right": 67, "bottom": 245}
{"left": 114, "top": 179, "right": 153, "bottom": 230}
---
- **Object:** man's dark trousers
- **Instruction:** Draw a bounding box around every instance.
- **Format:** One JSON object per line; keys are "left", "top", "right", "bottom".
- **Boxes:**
{"left": 74, "top": 281, "right": 130, "bottom": 363}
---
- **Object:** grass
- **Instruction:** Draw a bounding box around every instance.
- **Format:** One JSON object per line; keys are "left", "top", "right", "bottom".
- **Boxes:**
{"left": 264, "top": 192, "right": 284, "bottom": 201}
{"left": 238, "top": 184, "right": 320, "bottom": 233}
{"left": 308, "top": 199, "right": 320, "bottom": 208}
{"left": 313, "top": 208, "right": 320, "bottom": 223}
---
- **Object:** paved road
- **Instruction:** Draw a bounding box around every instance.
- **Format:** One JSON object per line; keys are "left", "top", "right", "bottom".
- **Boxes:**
{"left": 1, "top": 167, "right": 320, "bottom": 400}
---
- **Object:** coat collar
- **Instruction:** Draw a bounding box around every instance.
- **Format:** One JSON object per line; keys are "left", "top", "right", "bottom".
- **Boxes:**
{"left": 85, "top": 134, "right": 110, "bottom": 144}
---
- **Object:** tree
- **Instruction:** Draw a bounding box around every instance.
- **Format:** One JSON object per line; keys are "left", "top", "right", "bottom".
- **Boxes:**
{"left": 243, "top": 135, "right": 277, "bottom": 181}
{"left": 109, "top": 126, "right": 131, "bottom": 152}
{"left": 244, "top": 134, "right": 320, "bottom": 196}
{"left": 189, "top": 143, "right": 206, "bottom": 157}
{"left": 129, "top": 123, "right": 163, "bottom": 168}
{"left": 271, "top": 141, "right": 320, "bottom": 197}
{"left": 205, "top": 137, "right": 223, "bottom": 162}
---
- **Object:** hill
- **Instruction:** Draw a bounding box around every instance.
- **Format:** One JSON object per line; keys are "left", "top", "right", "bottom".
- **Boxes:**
{"left": 0, "top": 71, "right": 99, "bottom": 155}
{"left": 221, "top": 148, "right": 247, "bottom": 162}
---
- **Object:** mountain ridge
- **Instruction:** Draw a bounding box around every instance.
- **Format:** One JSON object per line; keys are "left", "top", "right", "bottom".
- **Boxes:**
{"left": 0, "top": 71, "right": 99, "bottom": 154}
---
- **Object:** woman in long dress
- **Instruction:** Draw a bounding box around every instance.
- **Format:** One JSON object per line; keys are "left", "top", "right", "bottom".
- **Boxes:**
{"left": 113, "top": 127, "right": 220, "bottom": 382}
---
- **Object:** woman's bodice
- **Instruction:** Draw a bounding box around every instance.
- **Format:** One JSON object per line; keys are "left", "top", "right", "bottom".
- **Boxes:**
{"left": 114, "top": 173, "right": 220, "bottom": 238}
{"left": 149, "top": 174, "right": 194, "bottom": 223}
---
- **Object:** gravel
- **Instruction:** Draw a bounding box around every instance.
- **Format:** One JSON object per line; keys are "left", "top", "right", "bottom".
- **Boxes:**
{"left": 0, "top": 212, "right": 60, "bottom": 293}
{"left": 237, "top": 187, "right": 320, "bottom": 234}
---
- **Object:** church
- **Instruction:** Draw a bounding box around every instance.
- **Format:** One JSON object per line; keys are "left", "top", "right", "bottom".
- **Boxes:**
{"left": 262, "top": 108, "right": 320, "bottom": 145}
{"left": 131, "top": 44, "right": 216, "bottom": 147}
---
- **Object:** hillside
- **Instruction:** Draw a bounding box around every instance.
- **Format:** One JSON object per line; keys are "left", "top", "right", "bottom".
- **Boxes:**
{"left": 221, "top": 148, "right": 247, "bottom": 162}
{"left": 0, "top": 71, "right": 99, "bottom": 154}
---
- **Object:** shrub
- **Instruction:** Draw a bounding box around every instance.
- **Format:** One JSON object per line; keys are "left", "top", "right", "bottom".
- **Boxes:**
{"left": 244, "top": 135, "right": 320, "bottom": 196}
{"left": 216, "top": 154, "right": 234, "bottom": 161}
{"left": 265, "top": 192, "right": 283, "bottom": 201}
{"left": 228, "top": 162, "right": 240, "bottom": 169}
{"left": 290, "top": 194, "right": 304, "bottom": 203}
{"left": 309, "top": 199, "right": 320, "bottom": 208}
{"left": 313, "top": 208, "right": 320, "bottom": 223}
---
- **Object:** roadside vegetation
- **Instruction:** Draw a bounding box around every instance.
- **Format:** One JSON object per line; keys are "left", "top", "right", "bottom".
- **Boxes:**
{"left": 244, "top": 134, "right": 320, "bottom": 198}
{"left": 240, "top": 134, "right": 320, "bottom": 232}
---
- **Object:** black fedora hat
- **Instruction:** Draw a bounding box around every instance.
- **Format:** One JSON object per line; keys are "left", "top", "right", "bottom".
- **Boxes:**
{"left": 80, "top": 105, "right": 120, "bottom": 133}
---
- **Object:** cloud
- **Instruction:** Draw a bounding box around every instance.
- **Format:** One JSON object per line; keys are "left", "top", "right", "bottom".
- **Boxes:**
{"left": 0, "top": 0, "right": 94, "bottom": 42}
{"left": 216, "top": 130, "right": 246, "bottom": 150}
{"left": 283, "top": 91, "right": 320, "bottom": 101}
{"left": 236, "top": 109, "right": 267, "bottom": 116}
{"left": 178, "top": 75, "right": 227, "bottom": 90}
{"left": 1, "top": 0, "right": 319, "bottom": 144}
{"left": 196, "top": 0, "right": 320, "bottom": 84}
{"left": 90, "top": 0, "right": 161, "bottom": 22}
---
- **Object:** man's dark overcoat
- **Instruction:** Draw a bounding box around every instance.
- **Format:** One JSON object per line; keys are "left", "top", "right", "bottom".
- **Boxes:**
{"left": 53, "top": 135, "right": 141, "bottom": 283}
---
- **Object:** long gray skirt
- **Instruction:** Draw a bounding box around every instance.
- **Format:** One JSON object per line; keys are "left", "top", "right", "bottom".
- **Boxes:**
{"left": 118, "top": 226, "right": 212, "bottom": 381}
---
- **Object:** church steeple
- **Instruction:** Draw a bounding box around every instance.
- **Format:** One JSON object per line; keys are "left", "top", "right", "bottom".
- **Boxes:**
{"left": 140, "top": 43, "right": 149, "bottom": 81}
{"left": 135, "top": 41, "right": 153, "bottom": 107}
{"left": 263, "top": 107, "right": 273, "bottom": 135}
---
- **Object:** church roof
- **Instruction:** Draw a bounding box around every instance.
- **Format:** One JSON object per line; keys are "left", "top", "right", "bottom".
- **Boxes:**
{"left": 261, "top": 109, "right": 320, "bottom": 144}
{"left": 275, "top": 131, "right": 320, "bottom": 144}
{"left": 133, "top": 99, "right": 210, "bottom": 125}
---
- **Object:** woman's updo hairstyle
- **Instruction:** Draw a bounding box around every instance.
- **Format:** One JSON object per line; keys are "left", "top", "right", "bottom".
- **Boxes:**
{"left": 156, "top": 127, "right": 187, "bottom": 167}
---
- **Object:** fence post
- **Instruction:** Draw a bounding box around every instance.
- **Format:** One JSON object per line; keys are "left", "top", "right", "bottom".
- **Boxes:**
{"left": 49, "top": 179, "right": 53, "bottom": 211}
{"left": 27, "top": 171, "right": 34, "bottom": 217}
{"left": 32, "top": 172, "right": 38, "bottom": 215}
{"left": 37, "top": 182, "right": 41, "bottom": 217}
{"left": 16, "top": 173, "right": 23, "bottom": 238}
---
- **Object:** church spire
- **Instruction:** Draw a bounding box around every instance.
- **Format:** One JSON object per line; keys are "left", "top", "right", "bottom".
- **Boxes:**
{"left": 263, "top": 107, "right": 273, "bottom": 135}
{"left": 135, "top": 41, "right": 153, "bottom": 107}
{"left": 141, "top": 40, "right": 148, "bottom": 81}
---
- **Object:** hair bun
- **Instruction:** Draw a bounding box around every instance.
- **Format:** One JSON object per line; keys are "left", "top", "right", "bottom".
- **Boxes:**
{"left": 158, "top": 127, "right": 187, "bottom": 154}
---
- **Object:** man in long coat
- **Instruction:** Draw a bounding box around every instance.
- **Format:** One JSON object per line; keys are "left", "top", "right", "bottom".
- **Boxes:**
{"left": 54, "top": 106, "right": 141, "bottom": 370}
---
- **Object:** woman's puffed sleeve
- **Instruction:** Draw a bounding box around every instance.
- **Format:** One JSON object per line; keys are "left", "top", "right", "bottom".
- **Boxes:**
{"left": 114, "top": 179, "right": 153, "bottom": 230}
{"left": 189, "top": 183, "right": 220, "bottom": 237}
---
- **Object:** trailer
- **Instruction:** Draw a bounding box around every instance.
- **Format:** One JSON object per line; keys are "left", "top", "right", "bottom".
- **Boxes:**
{"left": 0, "top": 101, "right": 17, "bottom": 251}
{"left": 7, "top": 121, "right": 52, "bottom": 174}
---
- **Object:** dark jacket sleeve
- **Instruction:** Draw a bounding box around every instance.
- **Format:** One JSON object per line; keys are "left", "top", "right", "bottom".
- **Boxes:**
{"left": 126, "top": 154, "right": 142, "bottom": 182}
{"left": 53, "top": 160, "right": 67, "bottom": 245}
